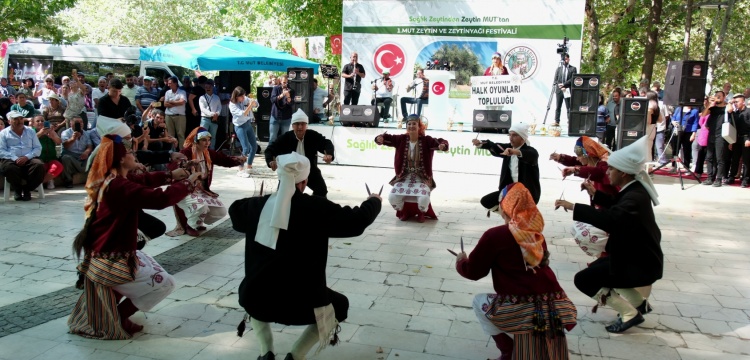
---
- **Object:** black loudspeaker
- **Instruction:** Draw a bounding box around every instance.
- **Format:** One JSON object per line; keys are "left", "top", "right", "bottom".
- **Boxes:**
{"left": 568, "top": 74, "right": 601, "bottom": 137}
{"left": 617, "top": 97, "right": 648, "bottom": 149}
{"left": 472, "top": 110, "right": 512, "bottom": 133}
{"left": 340, "top": 105, "right": 380, "bottom": 127}
{"left": 253, "top": 87, "right": 273, "bottom": 142}
{"left": 287, "top": 67, "right": 315, "bottom": 122}
{"left": 218, "top": 71, "right": 252, "bottom": 93}
{"left": 663, "top": 60, "right": 708, "bottom": 106}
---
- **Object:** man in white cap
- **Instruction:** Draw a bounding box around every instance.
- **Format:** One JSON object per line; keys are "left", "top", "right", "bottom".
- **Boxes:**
{"left": 555, "top": 135, "right": 662, "bottom": 333}
{"left": 472, "top": 122, "right": 540, "bottom": 212}
{"left": 265, "top": 109, "right": 334, "bottom": 197}
{"left": 229, "top": 152, "right": 382, "bottom": 360}
{"left": 0, "top": 110, "right": 44, "bottom": 200}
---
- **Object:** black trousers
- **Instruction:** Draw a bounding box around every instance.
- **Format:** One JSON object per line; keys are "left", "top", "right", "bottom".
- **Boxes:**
{"left": 742, "top": 144, "right": 750, "bottom": 183}
{"left": 604, "top": 126, "right": 617, "bottom": 150}
{"left": 139, "top": 210, "right": 166, "bottom": 240}
{"left": 725, "top": 142, "right": 743, "bottom": 179}
{"left": 0, "top": 158, "right": 45, "bottom": 193}
{"left": 344, "top": 90, "right": 360, "bottom": 105}
{"left": 307, "top": 167, "right": 328, "bottom": 198}
{"left": 574, "top": 257, "right": 652, "bottom": 297}
{"left": 705, "top": 138, "right": 728, "bottom": 181}
{"left": 372, "top": 97, "right": 392, "bottom": 118}
{"left": 693, "top": 142, "right": 706, "bottom": 175}
{"left": 675, "top": 131, "right": 693, "bottom": 166}
{"left": 554, "top": 90, "right": 570, "bottom": 124}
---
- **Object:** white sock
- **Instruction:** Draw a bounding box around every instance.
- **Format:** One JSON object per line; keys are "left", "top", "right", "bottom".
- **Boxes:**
{"left": 250, "top": 317, "right": 274, "bottom": 355}
{"left": 291, "top": 324, "right": 319, "bottom": 360}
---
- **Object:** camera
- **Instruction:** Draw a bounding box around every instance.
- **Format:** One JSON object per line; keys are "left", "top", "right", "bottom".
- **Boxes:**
{"left": 74, "top": 122, "right": 82, "bottom": 133}
{"left": 43, "top": 121, "right": 51, "bottom": 129}
{"left": 556, "top": 36, "right": 569, "bottom": 59}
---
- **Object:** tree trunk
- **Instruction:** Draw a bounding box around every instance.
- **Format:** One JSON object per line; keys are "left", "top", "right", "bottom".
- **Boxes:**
{"left": 707, "top": 0, "right": 735, "bottom": 89}
{"left": 683, "top": 0, "right": 693, "bottom": 60}
{"left": 610, "top": 0, "right": 637, "bottom": 85}
{"left": 641, "top": 0, "right": 663, "bottom": 83}
{"left": 585, "top": 0, "right": 600, "bottom": 72}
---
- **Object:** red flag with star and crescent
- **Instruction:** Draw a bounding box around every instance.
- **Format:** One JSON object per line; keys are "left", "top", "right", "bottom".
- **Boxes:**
{"left": 330, "top": 35, "right": 342, "bottom": 55}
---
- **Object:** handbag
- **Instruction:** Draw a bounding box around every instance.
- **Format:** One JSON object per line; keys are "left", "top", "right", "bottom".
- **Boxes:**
{"left": 722, "top": 111, "right": 737, "bottom": 144}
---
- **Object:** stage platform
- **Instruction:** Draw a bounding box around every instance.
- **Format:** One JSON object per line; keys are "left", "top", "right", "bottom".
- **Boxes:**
{"left": 309, "top": 122, "right": 580, "bottom": 179}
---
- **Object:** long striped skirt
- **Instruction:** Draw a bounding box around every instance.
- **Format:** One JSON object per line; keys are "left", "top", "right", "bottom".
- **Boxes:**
{"left": 473, "top": 292, "right": 577, "bottom": 360}
{"left": 68, "top": 251, "right": 175, "bottom": 339}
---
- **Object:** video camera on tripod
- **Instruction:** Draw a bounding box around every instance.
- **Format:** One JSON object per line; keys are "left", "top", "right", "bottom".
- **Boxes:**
{"left": 556, "top": 36, "right": 569, "bottom": 59}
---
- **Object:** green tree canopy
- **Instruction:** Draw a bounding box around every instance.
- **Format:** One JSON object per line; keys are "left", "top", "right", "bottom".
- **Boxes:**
{"left": 0, "top": 0, "right": 77, "bottom": 43}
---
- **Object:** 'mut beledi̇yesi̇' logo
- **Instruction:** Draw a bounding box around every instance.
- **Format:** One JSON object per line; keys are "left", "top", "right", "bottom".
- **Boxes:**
{"left": 373, "top": 43, "right": 406, "bottom": 77}
{"left": 504, "top": 46, "right": 538, "bottom": 80}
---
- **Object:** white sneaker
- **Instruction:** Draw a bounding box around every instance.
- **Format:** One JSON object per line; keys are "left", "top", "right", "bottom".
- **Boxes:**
{"left": 47, "top": 180, "right": 55, "bottom": 189}
{"left": 236, "top": 171, "right": 251, "bottom": 178}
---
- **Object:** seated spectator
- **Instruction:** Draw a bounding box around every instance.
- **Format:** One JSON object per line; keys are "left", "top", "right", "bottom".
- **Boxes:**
{"left": 35, "top": 75, "right": 58, "bottom": 109}
{"left": 60, "top": 116, "right": 93, "bottom": 188}
{"left": 31, "top": 115, "right": 64, "bottom": 189}
{"left": 0, "top": 111, "right": 44, "bottom": 200}
{"left": 10, "top": 93, "right": 37, "bottom": 124}
{"left": 43, "top": 94, "right": 67, "bottom": 132}
{"left": 87, "top": 127, "right": 101, "bottom": 147}
{"left": 0, "top": 98, "right": 12, "bottom": 126}
{"left": 142, "top": 105, "right": 177, "bottom": 152}
{"left": 17, "top": 78, "right": 38, "bottom": 107}
{"left": 0, "top": 77, "right": 16, "bottom": 97}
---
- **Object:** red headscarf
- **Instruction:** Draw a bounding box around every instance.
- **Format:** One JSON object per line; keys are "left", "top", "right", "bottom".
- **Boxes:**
{"left": 499, "top": 183, "right": 545, "bottom": 268}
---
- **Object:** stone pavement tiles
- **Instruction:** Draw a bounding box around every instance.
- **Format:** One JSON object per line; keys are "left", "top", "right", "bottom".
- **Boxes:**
{"left": 0, "top": 158, "right": 749, "bottom": 359}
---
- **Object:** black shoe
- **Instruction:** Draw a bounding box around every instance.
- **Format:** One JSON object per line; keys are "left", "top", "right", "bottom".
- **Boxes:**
{"left": 22, "top": 190, "right": 31, "bottom": 201}
{"left": 702, "top": 179, "right": 714, "bottom": 185}
{"left": 712, "top": 180, "right": 722, "bottom": 187}
{"left": 64, "top": 181, "right": 74, "bottom": 189}
{"left": 723, "top": 178, "right": 733, "bottom": 185}
{"left": 605, "top": 313, "right": 645, "bottom": 333}
{"left": 284, "top": 354, "right": 294, "bottom": 360}
{"left": 13, "top": 191, "right": 23, "bottom": 201}
{"left": 742, "top": 181, "right": 749, "bottom": 188}
{"left": 636, "top": 300, "right": 653, "bottom": 315}
{"left": 257, "top": 351, "right": 275, "bottom": 360}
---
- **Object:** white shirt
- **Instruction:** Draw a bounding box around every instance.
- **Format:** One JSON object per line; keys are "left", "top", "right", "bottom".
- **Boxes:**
{"left": 121, "top": 85, "right": 137, "bottom": 106}
{"left": 375, "top": 78, "right": 394, "bottom": 98}
{"left": 164, "top": 89, "right": 187, "bottom": 115}
{"left": 509, "top": 146, "right": 522, "bottom": 182}
{"left": 312, "top": 87, "right": 328, "bottom": 112}
{"left": 228, "top": 98, "right": 253, "bottom": 127}
{"left": 91, "top": 88, "right": 107, "bottom": 104}
{"left": 199, "top": 93, "right": 222, "bottom": 118}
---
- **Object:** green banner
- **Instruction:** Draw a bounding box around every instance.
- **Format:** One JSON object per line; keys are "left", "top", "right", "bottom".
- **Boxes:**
{"left": 343, "top": 25, "right": 582, "bottom": 39}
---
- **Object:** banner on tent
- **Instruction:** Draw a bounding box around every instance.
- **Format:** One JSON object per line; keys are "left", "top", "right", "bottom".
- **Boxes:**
{"left": 342, "top": 0, "right": 585, "bottom": 131}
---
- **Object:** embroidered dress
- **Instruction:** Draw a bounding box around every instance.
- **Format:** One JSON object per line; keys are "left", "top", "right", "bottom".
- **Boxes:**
{"left": 389, "top": 141, "right": 431, "bottom": 212}
{"left": 175, "top": 151, "right": 228, "bottom": 229}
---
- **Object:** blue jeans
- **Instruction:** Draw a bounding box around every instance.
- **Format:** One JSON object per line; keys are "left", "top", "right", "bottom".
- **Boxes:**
{"left": 200, "top": 117, "right": 219, "bottom": 149}
{"left": 269, "top": 116, "right": 291, "bottom": 145}
{"left": 400, "top": 97, "right": 428, "bottom": 119}
{"left": 234, "top": 121, "right": 257, "bottom": 166}
{"left": 655, "top": 131, "right": 668, "bottom": 164}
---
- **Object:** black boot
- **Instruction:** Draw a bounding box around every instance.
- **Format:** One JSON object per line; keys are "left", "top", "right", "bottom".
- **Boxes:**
{"left": 257, "top": 352, "right": 275, "bottom": 360}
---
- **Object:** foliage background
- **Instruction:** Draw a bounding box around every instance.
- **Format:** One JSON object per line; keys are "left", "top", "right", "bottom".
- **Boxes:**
{"left": 3, "top": 1, "right": 748, "bottom": 92}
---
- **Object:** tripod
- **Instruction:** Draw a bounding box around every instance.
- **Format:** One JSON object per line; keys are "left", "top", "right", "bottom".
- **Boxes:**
{"left": 542, "top": 58, "right": 566, "bottom": 126}
{"left": 648, "top": 127, "right": 701, "bottom": 190}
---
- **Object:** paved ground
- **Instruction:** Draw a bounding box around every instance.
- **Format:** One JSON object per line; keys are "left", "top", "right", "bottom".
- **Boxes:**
{"left": 1, "top": 141, "right": 749, "bottom": 360}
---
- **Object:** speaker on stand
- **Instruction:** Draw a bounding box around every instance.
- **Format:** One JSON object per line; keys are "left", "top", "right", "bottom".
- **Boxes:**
{"left": 287, "top": 67, "right": 315, "bottom": 122}
{"left": 568, "top": 74, "right": 600, "bottom": 137}
{"left": 617, "top": 97, "right": 649, "bottom": 149}
{"left": 663, "top": 60, "right": 708, "bottom": 106}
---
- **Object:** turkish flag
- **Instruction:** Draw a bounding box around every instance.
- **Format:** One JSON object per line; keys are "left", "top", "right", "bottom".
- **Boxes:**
{"left": 330, "top": 35, "right": 342, "bottom": 55}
